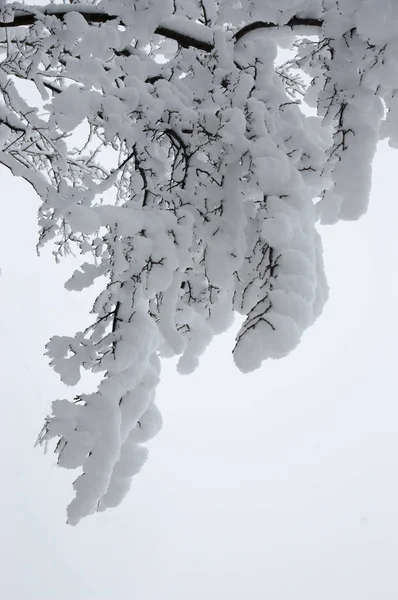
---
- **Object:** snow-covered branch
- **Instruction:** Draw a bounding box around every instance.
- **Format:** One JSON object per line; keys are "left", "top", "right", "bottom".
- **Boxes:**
{"left": 0, "top": 3, "right": 324, "bottom": 52}
{"left": 1, "top": 0, "right": 398, "bottom": 524}
{"left": 1, "top": 3, "right": 215, "bottom": 50}
{"left": 234, "top": 17, "right": 323, "bottom": 44}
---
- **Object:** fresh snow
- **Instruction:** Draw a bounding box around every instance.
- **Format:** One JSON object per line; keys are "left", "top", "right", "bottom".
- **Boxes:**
{"left": 1, "top": 0, "right": 397, "bottom": 522}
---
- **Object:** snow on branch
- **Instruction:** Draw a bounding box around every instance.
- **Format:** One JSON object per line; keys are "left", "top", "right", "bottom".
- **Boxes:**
{"left": 234, "top": 17, "right": 323, "bottom": 44}
{"left": 0, "top": 3, "right": 323, "bottom": 52}
{"left": 1, "top": 0, "right": 398, "bottom": 524}
{"left": 1, "top": 2, "right": 215, "bottom": 50}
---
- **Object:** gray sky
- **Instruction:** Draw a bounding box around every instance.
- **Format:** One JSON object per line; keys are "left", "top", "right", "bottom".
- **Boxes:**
{"left": 0, "top": 137, "right": 397, "bottom": 598}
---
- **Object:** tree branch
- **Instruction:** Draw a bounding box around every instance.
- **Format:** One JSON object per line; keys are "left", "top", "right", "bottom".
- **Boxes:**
{"left": 234, "top": 17, "right": 323, "bottom": 44}
{"left": 1, "top": 3, "right": 215, "bottom": 51}
{"left": 1, "top": 4, "right": 323, "bottom": 52}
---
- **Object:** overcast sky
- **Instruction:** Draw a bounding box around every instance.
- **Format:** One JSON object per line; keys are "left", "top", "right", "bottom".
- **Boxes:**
{"left": 0, "top": 102, "right": 397, "bottom": 600}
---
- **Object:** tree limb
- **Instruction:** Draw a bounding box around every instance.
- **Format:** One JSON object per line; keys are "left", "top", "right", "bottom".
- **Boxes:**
{"left": 234, "top": 17, "right": 323, "bottom": 44}
{"left": 1, "top": 3, "right": 323, "bottom": 52}
{"left": 1, "top": 3, "right": 215, "bottom": 51}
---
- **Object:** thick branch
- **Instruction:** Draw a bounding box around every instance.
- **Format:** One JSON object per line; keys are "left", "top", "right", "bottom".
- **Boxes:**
{"left": 1, "top": 4, "right": 215, "bottom": 51}
{"left": 1, "top": 4, "right": 323, "bottom": 52}
{"left": 234, "top": 17, "right": 323, "bottom": 44}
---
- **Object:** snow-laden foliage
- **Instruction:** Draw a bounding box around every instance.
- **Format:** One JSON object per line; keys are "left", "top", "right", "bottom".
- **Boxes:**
{"left": 1, "top": 0, "right": 397, "bottom": 523}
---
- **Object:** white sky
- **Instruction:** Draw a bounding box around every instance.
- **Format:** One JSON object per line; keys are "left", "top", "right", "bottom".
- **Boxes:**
{"left": 0, "top": 21, "right": 397, "bottom": 600}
